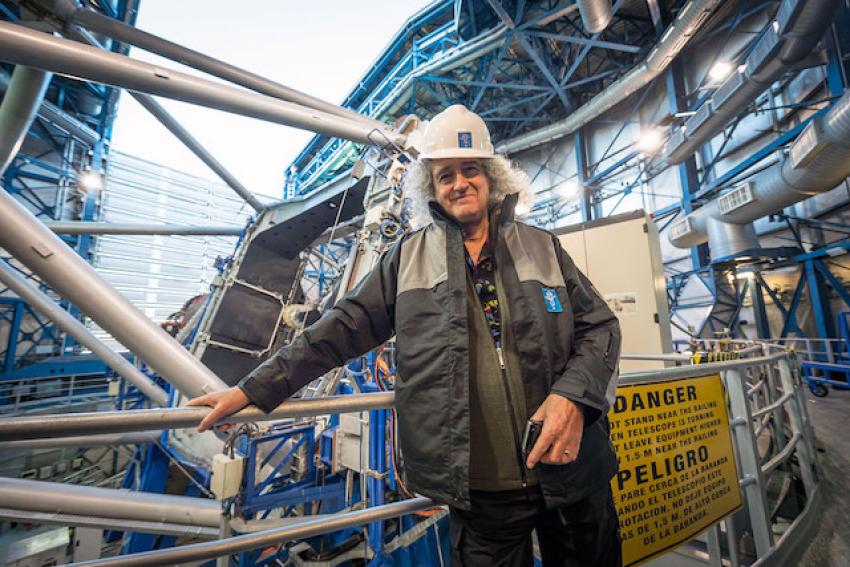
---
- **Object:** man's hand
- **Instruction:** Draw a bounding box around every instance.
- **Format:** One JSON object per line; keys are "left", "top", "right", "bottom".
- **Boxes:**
{"left": 526, "top": 394, "right": 584, "bottom": 469}
{"left": 186, "top": 386, "right": 250, "bottom": 433}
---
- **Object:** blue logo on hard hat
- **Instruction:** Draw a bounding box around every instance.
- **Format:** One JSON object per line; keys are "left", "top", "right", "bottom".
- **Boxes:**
{"left": 457, "top": 132, "right": 473, "bottom": 148}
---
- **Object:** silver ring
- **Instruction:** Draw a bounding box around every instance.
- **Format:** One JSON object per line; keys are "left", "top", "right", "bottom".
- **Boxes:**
{"left": 563, "top": 449, "right": 572, "bottom": 457}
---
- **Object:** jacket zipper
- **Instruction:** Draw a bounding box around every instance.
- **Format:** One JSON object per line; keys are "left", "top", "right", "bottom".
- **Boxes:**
{"left": 496, "top": 345, "right": 529, "bottom": 488}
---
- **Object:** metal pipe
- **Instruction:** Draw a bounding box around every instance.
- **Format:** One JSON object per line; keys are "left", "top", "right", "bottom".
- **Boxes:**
{"left": 665, "top": 0, "right": 842, "bottom": 164}
{"left": 44, "top": 221, "right": 245, "bottom": 235}
{"left": 0, "top": 22, "right": 406, "bottom": 149}
{"left": 72, "top": 497, "right": 434, "bottom": 566}
{"left": 43, "top": 18, "right": 266, "bottom": 214}
{"left": 496, "top": 0, "right": 724, "bottom": 154}
{"left": 0, "top": 356, "right": 797, "bottom": 441}
{"left": 576, "top": 0, "right": 612, "bottom": 33}
{"left": 669, "top": 89, "right": 850, "bottom": 255}
{"left": 0, "top": 66, "right": 52, "bottom": 175}
{"left": 0, "top": 507, "right": 218, "bottom": 539}
{"left": 0, "top": 259, "right": 170, "bottom": 406}
{"left": 67, "top": 7, "right": 386, "bottom": 131}
{"left": 0, "top": 477, "right": 221, "bottom": 528}
{"left": 0, "top": 69, "right": 99, "bottom": 146}
{"left": 0, "top": 189, "right": 229, "bottom": 398}
{"left": 0, "top": 391, "right": 395, "bottom": 441}
{"left": 130, "top": 93, "right": 265, "bottom": 212}
{"left": 0, "top": 430, "right": 161, "bottom": 451}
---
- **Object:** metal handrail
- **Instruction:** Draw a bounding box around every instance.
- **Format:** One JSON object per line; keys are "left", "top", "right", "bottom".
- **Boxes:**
{"left": 0, "top": 348, "right": 821, "bottom": 567}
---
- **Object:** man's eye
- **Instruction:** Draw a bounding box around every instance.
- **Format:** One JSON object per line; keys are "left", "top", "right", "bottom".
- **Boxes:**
{"left": 462, "top": 166, "right": 480, "bottom": 176}
{"left": 439, "top": 174, "right": 452, "bottom": 183}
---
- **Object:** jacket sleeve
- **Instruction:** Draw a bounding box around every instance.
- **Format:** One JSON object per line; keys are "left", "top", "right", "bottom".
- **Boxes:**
{"left": 549, "top": 235, "right": 621, "bottom": 426}
{"left": 238, "top": 243, "right": 400, "bottom": 412}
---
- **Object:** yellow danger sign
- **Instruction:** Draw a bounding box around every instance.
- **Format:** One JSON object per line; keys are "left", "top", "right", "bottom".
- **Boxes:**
{"left": 609, "top": 374, "right": 742, "bottom": 566}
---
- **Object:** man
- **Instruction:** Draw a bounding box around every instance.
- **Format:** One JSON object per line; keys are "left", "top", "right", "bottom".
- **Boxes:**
{"left": 189, "top": 105, "right": 622, "bottom": 566}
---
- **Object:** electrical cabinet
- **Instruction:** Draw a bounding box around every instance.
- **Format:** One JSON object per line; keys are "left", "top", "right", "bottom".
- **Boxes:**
{"left": 556, "top": 210, "right": 672, "bottom": 372}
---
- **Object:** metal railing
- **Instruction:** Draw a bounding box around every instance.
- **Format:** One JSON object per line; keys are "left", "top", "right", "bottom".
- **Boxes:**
{"left": 0, "top": 348, "right": 820, "bottom": 566}
{"left": 0, "top": 374, "right": 112, "bottom": 414}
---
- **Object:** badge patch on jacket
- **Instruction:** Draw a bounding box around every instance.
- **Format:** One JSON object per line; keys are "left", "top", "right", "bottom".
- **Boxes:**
{"left": 542, "top": 287, "right": 563, "bottom": 312}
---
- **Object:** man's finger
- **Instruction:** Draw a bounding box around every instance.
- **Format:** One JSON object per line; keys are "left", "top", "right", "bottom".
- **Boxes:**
{"left": 526, "top": 423, "right": 558, "bottom": 469}
{"left": 197, "top": 407, "right": 222, "bottom": 433}
{"left": 186, "top": 394, "right": 211, "bottom": 407}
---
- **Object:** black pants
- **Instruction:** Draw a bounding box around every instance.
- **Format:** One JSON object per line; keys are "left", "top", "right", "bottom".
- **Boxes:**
{"left": 449, "top": 484, "right": 621, "bottom": 567}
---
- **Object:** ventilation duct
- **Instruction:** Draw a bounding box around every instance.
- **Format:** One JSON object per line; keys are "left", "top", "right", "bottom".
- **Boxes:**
{"left": 669, "top": 88, "right": 850, "bottom": 259}
{"left": 664, "top": 0, "right": 842, "bottom": 164}
{"left": 576, "top": 0, "right": 612, "bottom": 33}
{"left": 496, "top": 0, "right": 724, "bottom": 155}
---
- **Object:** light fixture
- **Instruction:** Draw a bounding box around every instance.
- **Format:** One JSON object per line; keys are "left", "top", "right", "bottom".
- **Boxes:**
{"left": 78, "top": 171, "right": 103, "bottom": 191}
{"left": 635, "top": 128, "right": 664, "bottom": 156}
{"left": 708, "top": 61, "right": 733, "bottom": 83}
{"left": 556, "top": 180, "right": 581, "bottom": 201}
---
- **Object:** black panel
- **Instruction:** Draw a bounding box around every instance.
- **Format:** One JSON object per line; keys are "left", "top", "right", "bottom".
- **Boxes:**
{"left": 200, "top": 347, "right": 265, "bottom": 386}
{"left": 208, "top": 284, "right": 282, "bottom": 349}
{"left": 253, "top": 176, "right": 369, "bottom": 259}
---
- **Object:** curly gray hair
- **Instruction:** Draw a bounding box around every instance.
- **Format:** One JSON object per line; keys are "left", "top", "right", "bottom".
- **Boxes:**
{"left": 402, "top": 154, "right": 534, "bottom": 228}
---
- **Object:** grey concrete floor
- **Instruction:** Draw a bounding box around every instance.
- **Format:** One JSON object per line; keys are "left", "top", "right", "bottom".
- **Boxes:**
{"left": 797, "top": 388, "right": 850, "bottom": 567}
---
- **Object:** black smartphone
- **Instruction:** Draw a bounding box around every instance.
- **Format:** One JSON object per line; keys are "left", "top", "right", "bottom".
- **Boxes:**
{"left": 522, "top": 419, "right": 543, "bottom": 458}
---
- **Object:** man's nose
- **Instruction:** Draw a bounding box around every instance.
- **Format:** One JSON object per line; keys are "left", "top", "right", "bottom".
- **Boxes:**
{"left": 453, "top": 172, "right": 471, "bottom": 192}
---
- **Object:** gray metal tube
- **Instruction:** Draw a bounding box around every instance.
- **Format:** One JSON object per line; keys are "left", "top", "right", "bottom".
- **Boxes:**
{"left": 130, "top": 93, "right": 265, "bottom": 212}
{"left": 0, "top": 189, "right": 228, "bottom": 398}
{"left": 0, "top": 259, "right": 170, "bottom": 406}
{"left": 68, "top": 7, "right": 385, "bottom": 131}
{"left": 0, "top": 477, "right": 221, "bottom": 528}
{"left": 669, "top": 89, "right": 850, "bottom": 252}
{"left": 0, "top": 430, "right": 161, "bottom": 451}
{"left": 665, "top": 0, "right": 842, "bottom": 164}
{"left": 496, "top": 0, "right": 723, "bottom": 154}
{"left": 72, "top": 497, "right": 434, "bottom": 567}
{"left": 0, "top": 69, "right": 99, "bottom": 146}
{"left": 0, "top": 22, "right": 406, "bottom": 148}
{"left": 576, "top": 0, "right": 612, "bottom": 33}
{"left": 44, "top": 221, "right": 244, "bottom": 235}
{"left": 0, "top": 391, "right": 396, "bottom": 441}
{"left": 0, "top": 66, "right": 52, "bottom": 175}
{"left": 0, "top": 507, "right": 218, "bottom": 539}
{"left": 46, "top": 18, "right": 265, "bottom": 214}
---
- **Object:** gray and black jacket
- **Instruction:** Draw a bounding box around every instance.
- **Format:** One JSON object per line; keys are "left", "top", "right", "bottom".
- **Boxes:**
{"left": 239, "top": 192, "right": 621, "bottom": 510}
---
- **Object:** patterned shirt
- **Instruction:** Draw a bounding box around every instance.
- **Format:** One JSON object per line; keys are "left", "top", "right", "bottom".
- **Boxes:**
{"left": 466, "top": 240, "right": 502, "bottom": 348}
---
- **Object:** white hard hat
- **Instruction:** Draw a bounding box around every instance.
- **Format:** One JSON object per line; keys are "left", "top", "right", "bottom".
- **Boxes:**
{"left": 418, "top": 104, "right": 494, "bottom": 160}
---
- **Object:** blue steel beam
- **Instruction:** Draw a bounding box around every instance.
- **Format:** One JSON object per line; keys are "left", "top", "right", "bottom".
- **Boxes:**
{"left": 524, "top": 30, "right": 641, "bottom": 53}
{"left": 515, "top": 32, "right": 573, "bottom": 111}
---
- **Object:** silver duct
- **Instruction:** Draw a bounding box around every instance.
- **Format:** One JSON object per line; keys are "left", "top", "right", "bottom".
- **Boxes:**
{"left": 664, "top": 0, "right": 842, "bottom": 164}
{"left": 0, "top": 477, "right": 221, "bottom": 528}
{"left": 0, "top": 66, "right": 51, "bottom": 175}
{"left": 669, "top": 88, "right": 850, "bottom": 257}
{"left": 0, "top": 260, "right": 170, "bottom": 406}
{"left": 576, "top": 0, "right": 612, "bottom": 33}
{"left": 0, "top": 69, "right": 99, "bottom": 146}
{"left": 0, "top": 22, "right": 407, "bottom": 149}
{"left": 0, "top": 189, "right": 229, "bottom": 398}
{"left": 496, "top": 0, "right": 724, "bottom": 155}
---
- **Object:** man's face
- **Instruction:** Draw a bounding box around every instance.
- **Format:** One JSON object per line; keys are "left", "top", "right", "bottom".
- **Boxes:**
{"left": 430, "top": 158, "right": 490, "bottom": 225}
